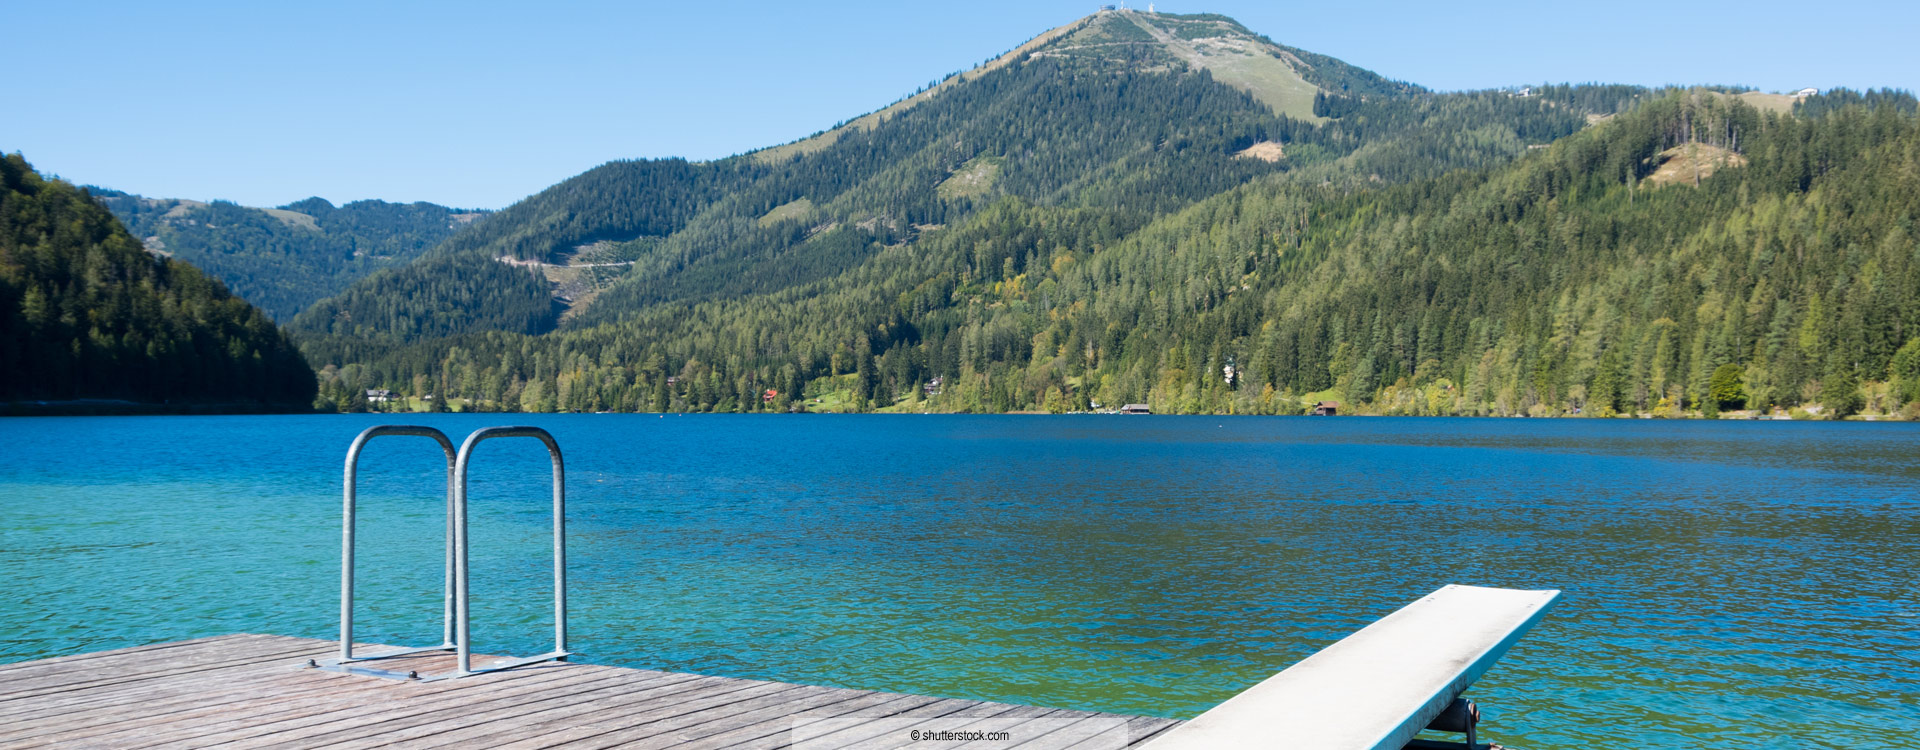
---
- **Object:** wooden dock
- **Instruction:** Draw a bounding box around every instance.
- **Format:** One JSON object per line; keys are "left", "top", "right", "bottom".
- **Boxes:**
{"left": 0, "top": 634, "right": 1181, "bottom": 749}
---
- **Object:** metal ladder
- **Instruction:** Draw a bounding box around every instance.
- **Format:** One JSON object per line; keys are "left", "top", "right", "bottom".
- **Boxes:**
{"left": 309, "top": 425, "right": 568, "bottom": 681}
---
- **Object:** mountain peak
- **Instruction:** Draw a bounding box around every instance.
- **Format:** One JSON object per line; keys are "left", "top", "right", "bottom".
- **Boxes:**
{"left": 1031, "top": 9, "right": 1419, "bottom": 119}
{"left": 751, "top": 10, "right": 1412, "bottom": 163}
{"left": 1039, "top": 10, "right": 1318, "bottom": 118}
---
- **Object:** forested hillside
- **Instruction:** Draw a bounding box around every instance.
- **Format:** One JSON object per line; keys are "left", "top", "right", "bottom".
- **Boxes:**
{"left": 1046, "top": 90, "right": 1920, "bottom": 418}
{"left": 291, "top": 10, "right": 1624, "bottom": 348}
{"left": 93, "top": 191, "right": 484, "bottom": 320}
{"left": 0, "top": 154, "right": 315, "bottom": 408}
{"left": 298, "top": 89, "right": 1920, "bottom": 418}
{"left": 285, "top": 10, "right": 1919, "bottom": 419}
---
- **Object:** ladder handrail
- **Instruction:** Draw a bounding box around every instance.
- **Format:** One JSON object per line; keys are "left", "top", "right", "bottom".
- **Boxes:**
{"left": 340, "top": 425, "right": 458, "bottom": 663}
{"left": 453, "top": 426, "right": 568, "bottom": 676}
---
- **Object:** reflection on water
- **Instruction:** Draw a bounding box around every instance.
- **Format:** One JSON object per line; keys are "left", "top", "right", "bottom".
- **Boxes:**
{"left": 1, "top": 415, "right": 1915, "bottom": 748}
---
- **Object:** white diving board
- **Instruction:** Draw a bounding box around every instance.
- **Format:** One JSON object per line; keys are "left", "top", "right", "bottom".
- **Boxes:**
{"left": 1142, "top": 584, "right": 1561, "bottom": 750}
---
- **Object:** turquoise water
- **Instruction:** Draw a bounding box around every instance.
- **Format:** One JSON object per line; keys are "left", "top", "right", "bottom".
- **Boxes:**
{"left": 1, "top": 415, "right": 1916, "bottom": 748}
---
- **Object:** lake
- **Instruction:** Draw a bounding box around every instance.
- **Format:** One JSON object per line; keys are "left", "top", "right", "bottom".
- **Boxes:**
{"left": 1, "top": 414, "right": 1915, "bottom": 748}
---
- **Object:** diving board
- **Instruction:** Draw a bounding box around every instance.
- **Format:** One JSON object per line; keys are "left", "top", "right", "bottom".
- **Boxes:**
{"left": 1142, "top": 584, "right": 1561, "bottom": 750}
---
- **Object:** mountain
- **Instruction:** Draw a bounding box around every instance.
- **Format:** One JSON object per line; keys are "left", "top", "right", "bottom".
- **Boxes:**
{"left": 0, "top": 154, "right": 316, "bottom": 410}
{"left": 293, "top": 10, "right": 1622, "bottom": 346}
{"left": 288, "top": 10, "right": 1920, "bottom": 419}
{"left": 91, "top": 190, "right": 486, "bottom": 321}
{"left": 1023, "top": 90, "right": 1920, "bottom": 419}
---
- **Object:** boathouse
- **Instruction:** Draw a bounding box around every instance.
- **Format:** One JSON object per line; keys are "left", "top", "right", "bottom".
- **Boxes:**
{"left": 1312, "top": 400, "right": 1339, "bottom": 416}
{"left": 1120, "top": 403, "right": 1151, "bottom": 414}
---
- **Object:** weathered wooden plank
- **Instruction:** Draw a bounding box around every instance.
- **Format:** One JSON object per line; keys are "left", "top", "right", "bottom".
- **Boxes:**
{"left": 824, "top": 701, "right": 1046, "bottom": 750}
{"left": 356, "top": 673, "right": 780, "bottom": 749}
{"left": 521, "top": 688, "right": 939, "bottom": 750}
{"left": 0, "top": 637, "right": 374, "bottom": 725}
{"left": 0, "top": 636, "right": 1185, "bottom": 750}
{"left": 788, "top": 696, "right": 998, "bottom": 750}
{"left": 58, "top": 679, "right": 489, "bottom": 749}
{"left": 1125, "top": 716, "right": 1184, "bottom": 747}
{"left": 5, "top": 661, "right": 308, "bottom": 722}
{"left": 829, "top": 708, "right": 1050, "bottom": 750}
{"left": 0, "top": 634, "right": 256, "bottom": 674}
{"left": 269, "top": 669, "right": 711, "bottom": 750}
{"left": 12, "top": 664, "right": 593, "bottom": 748}
{"left": 588, "top": 684, "right": 892, "bottom": 750}
{"left": 114, "top": 665, "right": 624, "bottom": 749}
{"left": 495, "top": 680, "right": 819, "bottom": 749}
{"left": 190, "top": 676, "right": 635, "bottom": 749}
{"left": 672, "top": 690, "right": 951, "bottom": 750}
{"left": 0, "top": 639, "right": 327, "bottom": 703}
{"left": 410, "top": 674, "right": 796, "bottom": 750}
{"left": 383, "top": 679, "right": 836, "bottom": 750}
{"left": 728, "top": 692, "right": 945, "bottom": 750}
{"left": 0, "top": 634, "right": 282, "bottom": 687}
{"left": 527, "top": 686, "right": 841, "bottom": 750}
{"left": 0, "top": 668, "right": 367, "bottom": 742}
{"left": 935, "top": 705, "right": 1088, "bottom": 750}
{"left": 78, "top": 662, "right": 590, "bottom": 749}
{"left": 996, "top": 710, "right": 1134, "bottom": 750}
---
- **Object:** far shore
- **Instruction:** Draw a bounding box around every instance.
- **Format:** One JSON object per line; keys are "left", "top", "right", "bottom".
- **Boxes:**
{"left": 0, "top": 400, "right": 313, "bottom": 417}
{"left": 8, "top": 401, "right": 1911, "bottom": 421}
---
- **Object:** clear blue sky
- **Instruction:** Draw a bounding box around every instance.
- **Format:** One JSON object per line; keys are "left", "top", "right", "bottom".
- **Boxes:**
{"left": 7, "top": 0, "right": 1915, "bottom": 210}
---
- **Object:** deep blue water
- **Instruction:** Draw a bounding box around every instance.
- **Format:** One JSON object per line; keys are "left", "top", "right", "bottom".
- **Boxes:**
{"left": 2, "top": 415, "right": 1916, "bottom": 748}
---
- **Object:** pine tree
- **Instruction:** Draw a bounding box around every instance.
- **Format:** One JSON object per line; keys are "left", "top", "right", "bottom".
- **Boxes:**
{"left": 1709, "top": 364, "right": 1746, "bottom": 410}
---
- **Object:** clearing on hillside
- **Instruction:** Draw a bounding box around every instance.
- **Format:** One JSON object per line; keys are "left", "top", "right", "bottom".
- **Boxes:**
{"left": 260, "top": 208, "right": 319, "bottom": 231}
{"left": 758, "top": 198, "right": 815, "bottom": 227}
{"left": 1645, "top": 143, "right": 1748, "bottom": 187}
{"left": 1736, "top": 92, "right": 1798, "bottom": 115}
{"left": 1234, "top": 141, "right": 1286, "bottom": 162}
{"left": 494, "top": 239, "right": 646, "bottom": 321}
{"left": 937, "top": 157, "right": 1005, "bottom": 200}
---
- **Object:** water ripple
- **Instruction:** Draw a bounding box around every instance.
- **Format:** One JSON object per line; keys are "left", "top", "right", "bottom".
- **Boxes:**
{"left": 0, "top": 414, "right": 1915, "bottom": 749}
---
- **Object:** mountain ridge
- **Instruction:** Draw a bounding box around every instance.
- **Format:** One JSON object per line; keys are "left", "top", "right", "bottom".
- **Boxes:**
{"left": 282, "top": 11, "right": 1920, "bottom": 419}
{"left": 750, "top": 9, "right": 1417, "bottom": 167}
{"left": 92, "top": 189, "right": 488, "bottom": 321}
{"left": 294, "top": 10, "right": 1612, "bottom": 345}
{"left": 0, "top": 154, "right": 315, "bottom": 409}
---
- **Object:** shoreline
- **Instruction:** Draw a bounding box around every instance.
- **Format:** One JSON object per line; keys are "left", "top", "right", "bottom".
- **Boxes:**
{"left": 0, "top": 400, "right": 314, "bottom": 417}
{"left": 5, "top": 405, "right": 1909, "bottom": 421}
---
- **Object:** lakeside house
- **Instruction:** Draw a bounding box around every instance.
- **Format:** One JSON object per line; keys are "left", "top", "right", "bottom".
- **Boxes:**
{"left": 1312, "top": 400, "right": 1339, "bottom": 416}
{"left": 1120, "top": 403, "right": 1151, "bottom": 414}
{"left": 365, "top": 389, "right": 394, "bottom": 403}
